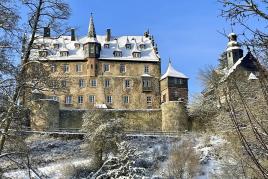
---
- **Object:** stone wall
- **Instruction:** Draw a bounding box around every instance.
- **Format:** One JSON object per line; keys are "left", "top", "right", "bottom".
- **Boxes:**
{"left": 31, "top": 99, "right": 59, "bottom": 131}
{"left": 59, "top": 109, "right": 162, "bottom": 131}
{"left": 161, "top": 101, "right": 189, "bottom": 132}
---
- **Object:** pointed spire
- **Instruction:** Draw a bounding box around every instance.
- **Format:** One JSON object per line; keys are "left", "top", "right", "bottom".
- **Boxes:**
{"left": 132, "top": 38, "right": 140, "bottom": 52}
{"left": 88, "top": 13, "right": 96, "bottom": 38}
{"left": 126, "top": 36, "right": 130, "bottom": 44}
{"left": 115, "top": 38, "right": 121, "bottom": 51}
{"left": 169, "top": 58, "right": 172, "bottom": 64}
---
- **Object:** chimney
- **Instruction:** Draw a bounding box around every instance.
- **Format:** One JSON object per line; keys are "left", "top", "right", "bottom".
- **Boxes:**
{"left": 44, "top": 27, "right": 50, "bottom": 37}
{"left": 106, "top": 28, "right": 111, "bottom": 41}
{"left": 71, "top": 28, "right": 76, "bottom": 41}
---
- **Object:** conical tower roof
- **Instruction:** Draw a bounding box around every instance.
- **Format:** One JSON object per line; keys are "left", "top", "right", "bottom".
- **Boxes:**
{"left": 161, "top": 61, "right": 188, "bottom": 80}
{"left": 88, "top": 13, "right": 96, "bottom": 38}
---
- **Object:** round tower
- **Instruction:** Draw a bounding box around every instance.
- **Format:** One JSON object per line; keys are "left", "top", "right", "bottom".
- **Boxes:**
{"left": 160, "top": 61, "right": 189, "bottom": 132}
{"left": 226, "top": 33, "right": 243, "bottom": 68}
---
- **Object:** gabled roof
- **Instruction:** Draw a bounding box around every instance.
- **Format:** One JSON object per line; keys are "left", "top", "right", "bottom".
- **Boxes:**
{"left": 160, "top": 62, "right": 188, "bottom": 80}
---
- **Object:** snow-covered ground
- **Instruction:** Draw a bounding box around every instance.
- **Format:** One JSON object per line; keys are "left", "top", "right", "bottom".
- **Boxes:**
{"left": 2, "top": 133, "right": 226, "bottom": 178}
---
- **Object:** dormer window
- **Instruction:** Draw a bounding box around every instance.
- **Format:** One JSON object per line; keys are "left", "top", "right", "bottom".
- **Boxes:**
{"left": 39, "top": 50, "right": 48, "bottom": 57}
{"left": 139, "top": 44, "right": 146, "bottom": 49}
{"left": 104, "top": 43, "right": 110, "bottom": 49}
{"left": 125, "top": 44, "right": 131, "bottom": 49}
{"left": 60, "top": 51, "right": 69, "bottom": 57}
{"left": 74, "top": 43, "right": 80, "bottom": 49}
{"left": 113, "top": 51, "right": 122, "bottom": 57}
{"left": 53, "top": 43, "right": 60, "bottom": 49}
{"left": 132, "top": 52, "right": 141, "bottom": 58}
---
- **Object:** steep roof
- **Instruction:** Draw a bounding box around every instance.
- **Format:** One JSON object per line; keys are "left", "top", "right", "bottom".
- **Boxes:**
{"left": 160, "top": 62, "right": 188, "bottom": 80}
{"left": 31, "top": 35, "right": 160, "bottom": 62}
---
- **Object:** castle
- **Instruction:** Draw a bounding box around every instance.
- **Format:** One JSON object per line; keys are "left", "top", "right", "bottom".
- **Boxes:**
{"left": 29, "top": 15, "right": 189, "bottom": 132}
{"left": 30, "top": 15, "right": 188, "bottom": 110}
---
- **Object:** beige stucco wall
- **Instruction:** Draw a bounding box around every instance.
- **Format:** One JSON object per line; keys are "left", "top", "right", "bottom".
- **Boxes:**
{"left": 43, "top": 60, "right": 161, "bottom": 110}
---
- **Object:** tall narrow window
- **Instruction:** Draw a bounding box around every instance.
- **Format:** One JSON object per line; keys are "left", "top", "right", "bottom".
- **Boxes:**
{"left": 51, "top": 64, "right": 56, "bottom": 72}
{"left": 79, "top": 79, "right": 85, "bottom": 88}
{"left": 104, "top": 79, "right": 110, "bottom": 88}
{"left": 106, "top": 96, "right": 112, "bottom": 104}
{"left": 144, "top": 65, "right": 149, "bottom": 74}
{"left": 89, "top": 95, "right": 95, "bottom": 103}
{"left": 61, "top": 80, "right": 67, "bottom": 87}
{"left": 104, "top": 64, "right": 110, "bottom": 72}
{"left": 91, "top": 79, "right": 97, "bottom": 87}
{"left": 123, "top": 96, "right": 129, "bottom": 104}
{"left": 63, "top": 64, "right": 69, "bottom": 73}
{"left": 147, "top": 96, "right": 152, "bottom": 106}
{"left": 125, "top": 80, "right": 130, "bottom": 88}
{"left": 120, "top": 64, "right": 126, "bottom": 73}
{"left": 76, "top": 64, "right": 82, "bottom": 72}
{"left": 65, "top": 96, "right": 72, "bottom": 104}
{"left": 78, "top": 96, "right": 83, "bottom": 104}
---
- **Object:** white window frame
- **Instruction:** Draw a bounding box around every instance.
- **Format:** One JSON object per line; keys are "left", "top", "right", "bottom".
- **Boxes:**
{"left": 51, "top": 64, "right": 56, "bottom": 72}
{"left": 65, "top": 96, "right": 72, "bottom": 104}
{"left": 123, "top": 96, "right": 129, "bottom": 104}
{"left": 143, "top": 79, "right": 152, "bottom": 88}
{"left": 89, "top": 95, "right": 95, "bottom": 103}
{"left": 104, "top": 79, "right": 110, "bottom": 88}
{"left": 51, "top": 96, "right": 59, "bottom": 101}
{"left": 104, "top": 64, "right": 110, "bottom": 72}
{"left": 147, "top": 96, "right": 152, "bottom": 106}
{"left": 120, "top": 64, "right": 126, "bottom": 73}
{"left": 91, "top": 79, "right": 97, "bottom": 87}
{"left": 76, "top": 64, "right": 83, "bottom": 72}
{"left": 63, "top": 64, "right": 69, "bottom": 73}
{"left": 79, "top": 79, "right": 85, "bottom": 88}
{"left": 125, "top": 80, "right": 131, "bottom": 88}
{"left": 106, "top": 96, "right": 112, "bottom": 104}
{"left": 144, "top": 65, "right": 149, "bottom": 74}
{"left": 60, "top": 51, "right": 68, "bottom": 57}
{"left": 78, "top": 95, "right": 83, "bottom": 104}
{"left": 133, "top": 52, "right": 141, "bottom": 58}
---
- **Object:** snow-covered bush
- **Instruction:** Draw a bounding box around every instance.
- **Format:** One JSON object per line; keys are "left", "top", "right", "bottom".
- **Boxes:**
{"left": 91, "top": 142, "right": 147, "bottom": 178}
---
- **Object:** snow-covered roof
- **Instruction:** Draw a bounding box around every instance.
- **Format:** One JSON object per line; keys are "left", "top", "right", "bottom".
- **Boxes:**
{"left": 30, "top": 34, "right": 160, "bottom": 62}
{"left": 160, "top": 62, "right": 188, "bottom": 80}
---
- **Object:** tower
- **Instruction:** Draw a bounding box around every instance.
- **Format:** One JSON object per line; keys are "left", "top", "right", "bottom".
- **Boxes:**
{"left": 83, "top": 14, "right": 101, "bottom": 76}
{"left": 226, "top": 33, "right": 243, "bottom": 68}
{"left": 160, "top": 61, "right": 189, "bottom": 103}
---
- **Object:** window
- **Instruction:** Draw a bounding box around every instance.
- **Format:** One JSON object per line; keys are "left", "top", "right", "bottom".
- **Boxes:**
{"left": 104, "top": 79, "right": 110, "bottom": 88}
{"left": 51, "top": 64, "right": 56, "bottom": 72}
{"left": 175, "top": 78, "right": 183, "bottom": 85}
{"left": 63, "top": 64, "right": 69, "bottom": 73}
{"left": 120, "top": 64, "right": 126, "bottom": 73}
{"left": 91, "top": 79, "right": 97, "bottom": 87}
{"left": 51, "top": 96, "right": 59, "bottom": 101}
{"left": 78, "top": 96, "right": 83, "bottom": 104}
{"left": 51, "top": 80, "right": 57, "bottom": 88}
{"left": 104, "top": 64, "right": 110, "bottom": 72}
{"left": 39, "top": 51, "right": 48, "bottom": 57}
{"left": 90, "top": 45, "right": 94, "bottom": 53}
{"left": 106, "top": 96, "right": 112, "bottom": 104}
{"left": 61, "top": 80, "right": 67, "bottom": 87}
{"left": 60, "top": 51, "right": 68, "bottom": 57}
{"left": 74, "top": 43, "right": 80, "bottom": 49}
{"left": 132, "top": 52, "right": 141, "bottom": 58}
{"left": 79, "top": 79, "right": 85, "bottom": 88}
{"left": 125, "top": 80, "right": 130, "bottom": 88}
{"left": 143, "top": 79, "right": 151, "bottom": 88}
{"left": 125, "top": 44, "right": 131, "bottom": 49}
{"left": 144, "top": 65, "right": 149, "bottom": 74}
{"left": 76, "top": 64, "right": 82, "bottom": 72}
{"left": 139, "top": 44, "right": 146, "bottom": 49}
{"left": 123, "top": 96, "right": 129, "bottom": 104}
{"left": 89, "top": 95, "right": 95, "bottom": 103}
{"left": 53, "top": 44, "right": 60, "bottom": 49}
{"left": 104, "top": 44, "right": 110, "bottom": 48}
{"left": 147, "top": 96, "right": 152, "bottom": 106}
{"left": 65, "top": 96, "right": 72, "bottom": 104}
{"left": 113, "top": 51, "right": 122, "bottom": 57}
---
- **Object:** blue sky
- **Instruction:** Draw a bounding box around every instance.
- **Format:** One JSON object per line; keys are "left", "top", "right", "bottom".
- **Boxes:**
{"left": 66, "top": 0, "right": 234, "bottom": 98}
